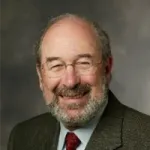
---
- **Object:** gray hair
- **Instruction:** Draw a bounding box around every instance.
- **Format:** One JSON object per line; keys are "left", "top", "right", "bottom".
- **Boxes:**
{"left": 35, "top": 13, "right": 112, "bottom": 67}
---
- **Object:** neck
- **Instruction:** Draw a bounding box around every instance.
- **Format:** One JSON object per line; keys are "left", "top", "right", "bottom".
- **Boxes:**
{"left": 65, "top": 126, "right": 80, "bottom": 131}
{"left": 62, "top": 114, "right": 99, "bottom": 131}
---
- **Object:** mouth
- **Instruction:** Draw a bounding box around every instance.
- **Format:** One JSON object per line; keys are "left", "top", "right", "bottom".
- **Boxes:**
{"left": 59, "top": 91, "right": 89, "bottom": 99}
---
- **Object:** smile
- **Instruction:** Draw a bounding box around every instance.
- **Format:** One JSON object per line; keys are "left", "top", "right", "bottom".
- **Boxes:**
{"left": 59, "top": 91, "right": 89, "bottom": 99}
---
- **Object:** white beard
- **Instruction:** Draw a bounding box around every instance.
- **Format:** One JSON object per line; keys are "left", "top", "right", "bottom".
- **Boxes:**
{"left": 47, "top": 77, "right": 108, "bottom": 128}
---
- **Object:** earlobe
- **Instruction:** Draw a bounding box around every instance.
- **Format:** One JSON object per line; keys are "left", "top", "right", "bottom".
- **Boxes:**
{"left": 105, "top": 56, "right": 113, "bottom": 74}
{"left": 105, "top": 56, "right": 113, "bottom": 83}
{"left": 36, "top": 65, "right": 43, "bottom": 91}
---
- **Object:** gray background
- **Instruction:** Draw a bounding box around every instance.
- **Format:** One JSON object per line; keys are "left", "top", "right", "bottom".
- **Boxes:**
{"left": 1, "top": 0, "right": 150, "bottom": 149}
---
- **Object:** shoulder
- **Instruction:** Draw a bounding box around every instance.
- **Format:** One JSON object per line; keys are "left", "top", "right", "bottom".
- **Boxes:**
{"left": 13, "top": 113, "right": 57, "bottom": 132}
{"left": 21, "top": 112, "right": 56, "bottom": 125}
{"left": 11, "top": 112, "right": 58, "bottom": 134}
{"left": 122, "top": 105, "right": 150, "bottom": 147}
{"left": 123, "top": 105, "right": 150, "bottom": 128}
{"left": 7, "top": 113, "right": 58, "bottom": 150}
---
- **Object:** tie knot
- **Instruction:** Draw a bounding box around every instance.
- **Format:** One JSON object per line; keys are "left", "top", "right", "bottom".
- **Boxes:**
{"left": 65, "top": 132, "right": 81, "bottom": 150}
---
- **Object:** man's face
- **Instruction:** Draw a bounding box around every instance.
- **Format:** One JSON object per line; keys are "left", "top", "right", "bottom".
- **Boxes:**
{"left": 37, "top": 18, "right": 112, "bottom": 127}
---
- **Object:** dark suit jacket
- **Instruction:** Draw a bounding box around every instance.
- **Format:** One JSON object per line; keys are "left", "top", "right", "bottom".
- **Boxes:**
{"left": 7, "top": 91, "right": 150, "bottom": 150}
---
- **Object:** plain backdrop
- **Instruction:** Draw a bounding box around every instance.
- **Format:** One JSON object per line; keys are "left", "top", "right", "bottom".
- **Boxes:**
{"left": 1, "top": 0, "right": 150, "bottom": 149}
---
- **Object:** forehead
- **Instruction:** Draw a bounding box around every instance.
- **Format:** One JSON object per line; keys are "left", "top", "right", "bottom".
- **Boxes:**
{"left": 41, "top": 18, "right": 101, "bottom": 62}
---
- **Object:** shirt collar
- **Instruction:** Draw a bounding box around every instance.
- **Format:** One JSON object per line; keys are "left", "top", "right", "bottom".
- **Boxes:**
{"left": 58, "top": 98, "right": 108, "bottom": 149}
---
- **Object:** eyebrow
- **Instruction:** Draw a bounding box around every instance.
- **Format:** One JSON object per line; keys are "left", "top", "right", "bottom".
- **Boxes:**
{"left": 76, "top": 53, "right": 93, "bottom": 59}
{"left": 45, "top": 53, "right": 93, "bottom": 63}
{"left": 46, "top": 57, "right": 61, "bottom": 62}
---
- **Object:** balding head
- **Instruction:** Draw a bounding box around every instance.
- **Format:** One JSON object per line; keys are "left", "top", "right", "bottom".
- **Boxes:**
{"left": 35, "top": 14, "right": 113, "bottom": 128}
{"left": 35, "top": 13, "right": 111, "bottom": 67}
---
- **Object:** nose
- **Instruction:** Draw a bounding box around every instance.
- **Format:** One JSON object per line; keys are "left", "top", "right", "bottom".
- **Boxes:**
{"left": 61, "top": 65, "right": 80, "bottom": 88}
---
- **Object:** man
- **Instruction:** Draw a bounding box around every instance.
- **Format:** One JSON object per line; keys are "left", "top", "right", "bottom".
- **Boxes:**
{"left": 8, "top": 13, "right": 150, "bottom": 150}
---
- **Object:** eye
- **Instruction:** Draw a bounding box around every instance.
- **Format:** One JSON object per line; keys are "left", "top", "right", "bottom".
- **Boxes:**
{"left": 50, "top": 64, "right": 64, "bottom": 71}
{"left": 76, "top": 61, "right": 91, "bottom": 69}
{"left": 79, "top": 62, "right": 90, "bottom": 64}
{"left": 77, "top": 60, "right": 91, "bottom": 65}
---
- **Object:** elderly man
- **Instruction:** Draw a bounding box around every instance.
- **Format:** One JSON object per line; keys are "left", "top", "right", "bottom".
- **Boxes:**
{"left": 8, "top": 14, "right": 150, "bottom": 150}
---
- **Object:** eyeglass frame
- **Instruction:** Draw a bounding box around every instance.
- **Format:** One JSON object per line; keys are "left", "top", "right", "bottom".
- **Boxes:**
{"left": 41, "top": 58, "right": 103, "bottom": 78}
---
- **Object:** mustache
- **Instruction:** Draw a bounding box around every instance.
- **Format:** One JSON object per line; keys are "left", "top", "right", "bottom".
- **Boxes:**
{"left": 54, "top": 84, "right": 91, "bottom": 97}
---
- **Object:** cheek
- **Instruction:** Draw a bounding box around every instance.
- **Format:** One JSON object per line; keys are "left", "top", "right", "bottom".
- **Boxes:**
{"left": 80, "top": 75, "right": 97, "bottom": 85}
{"left": 80, "top": 73, "right": 104, "bottom": 98}
{"left": 42, "top": 77, "right": 60, "bottom": 105}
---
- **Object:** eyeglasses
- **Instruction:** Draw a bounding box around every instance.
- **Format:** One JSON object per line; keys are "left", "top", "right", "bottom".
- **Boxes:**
{"left": 42, "top": 59, "right": 102, "bottom": 78}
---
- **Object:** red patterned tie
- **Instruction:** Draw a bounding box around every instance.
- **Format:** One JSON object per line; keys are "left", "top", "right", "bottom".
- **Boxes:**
{"left": 65, "top": 132, "right": 81, "bottom": 150}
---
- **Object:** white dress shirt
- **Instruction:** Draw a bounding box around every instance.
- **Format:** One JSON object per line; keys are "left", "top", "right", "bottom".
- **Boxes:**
{"left": 57, "top": 99, "right": 108, "bottom": 150}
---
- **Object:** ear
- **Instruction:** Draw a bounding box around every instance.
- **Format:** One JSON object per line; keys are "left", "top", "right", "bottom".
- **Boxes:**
{"left": 104, "top": 56, "right": 113, "bottom": 83}
{"left": 36, "top": 65, "right": 43, "bottom": 91}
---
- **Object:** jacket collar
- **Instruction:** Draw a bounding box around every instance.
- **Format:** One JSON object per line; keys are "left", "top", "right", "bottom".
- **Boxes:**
{"left": 50, "top": 90, "right": 125, "bottom": 150}
{"left": 85, "top": 90, "right": 125, "bottom": 150}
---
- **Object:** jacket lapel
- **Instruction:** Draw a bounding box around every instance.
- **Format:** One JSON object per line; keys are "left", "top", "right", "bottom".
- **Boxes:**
{"left": 40, "top": 91, "right": 125, "bottom": 150}
{"left": 50, "top": 122, "right": 60, "bottom": 150}
{"left": 31, "top": 114, "right": 60, "bottom": 150}
{"left": 36, "top": 115, "right": 60, "bottom": 150}
{"left": 85, "top": 91, "right": 125, "bottom": 150}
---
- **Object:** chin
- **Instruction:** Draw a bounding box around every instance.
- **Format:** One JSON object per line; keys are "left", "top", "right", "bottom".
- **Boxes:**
{"left": 65, "top": 108, "right": 83, "bottom": 118}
